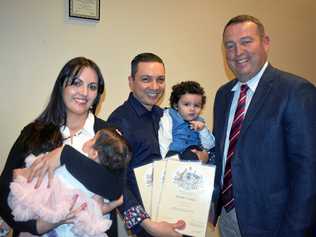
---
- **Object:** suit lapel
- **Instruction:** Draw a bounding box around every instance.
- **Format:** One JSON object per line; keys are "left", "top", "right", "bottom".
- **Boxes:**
{"left": 219, "top": 82, "right": 236, "bottom": 156}
{"left": 240, "top": 65, "right": 275, "bottom": 136}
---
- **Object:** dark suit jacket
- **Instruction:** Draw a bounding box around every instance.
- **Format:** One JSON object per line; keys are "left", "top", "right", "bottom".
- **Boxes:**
{"left": 212, "top": 65, "right": 316, "bottom": 237}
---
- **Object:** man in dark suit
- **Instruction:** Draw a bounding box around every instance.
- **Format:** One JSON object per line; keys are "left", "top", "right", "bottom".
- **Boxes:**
{"left": 211, "top": 15, "right": 316, "bottom": 237}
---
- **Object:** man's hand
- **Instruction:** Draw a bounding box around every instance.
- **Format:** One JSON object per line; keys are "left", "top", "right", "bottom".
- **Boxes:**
{"left": 27, "top": 146, "right": 63, "bottom": 188}
{"left": 191, "top": 149, "right": 209, "bottom": 163}
{"left": 208, "top": 222, "right": 215, "bottom": 232}
{"left": 141, "top": 218, "right": 185, "bottom": 237}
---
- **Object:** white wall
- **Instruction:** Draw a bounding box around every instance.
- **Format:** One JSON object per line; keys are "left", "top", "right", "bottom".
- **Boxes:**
{"left": 0, "top": 1, "right": 315, "bottom": 236}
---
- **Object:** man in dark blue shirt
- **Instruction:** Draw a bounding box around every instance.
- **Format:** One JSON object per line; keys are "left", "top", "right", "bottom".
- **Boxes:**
{"left": 107, "top": 53, "right": 186, "bottom": 237}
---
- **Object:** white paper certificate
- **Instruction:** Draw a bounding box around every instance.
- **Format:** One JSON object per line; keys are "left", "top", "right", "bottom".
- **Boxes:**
{"left": 156, "top": 160, "right": 215, "bottom": 237}
{"left": 134, "top": 163, "right": 153, "bottom": 215}
{"left": 134, "top": 156, "right": 179, "bottom": 217}
{"left": 151, "top": 160, "right": 168, "bottom": 220}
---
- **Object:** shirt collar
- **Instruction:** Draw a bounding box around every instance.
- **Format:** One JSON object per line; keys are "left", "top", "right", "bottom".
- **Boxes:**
{"left": 169, "top": 108, "right": 203, "bottom": 124}
{"left": 232, "top": 61, "right": 268, "bottom": 93}
{"left": 82, "top": 112, "right": 95, "bottom": 136}
{"left": 169, "top": 108, "right": 186, "bottom": 124}
{"left": 128, "top": 92, "right": 161, "bottom": 117}
{"left": 60, "top": 112, "right": 95, "bottom": 137}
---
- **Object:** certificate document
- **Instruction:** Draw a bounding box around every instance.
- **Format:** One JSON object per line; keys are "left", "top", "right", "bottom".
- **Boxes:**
{"left": 151, "top": 155, "right": 179, "bottom": 220}
{"left": 134, "top": 155, "right": 179, "bottom": 218}
{"left": 151, "top": 160, "right": 168, "bottom": 220}
{"left": 134, "top": 162, "right": 153, "bottom": 215}
{"left": 156, "top": 160, "right": 215, "bottom": 237}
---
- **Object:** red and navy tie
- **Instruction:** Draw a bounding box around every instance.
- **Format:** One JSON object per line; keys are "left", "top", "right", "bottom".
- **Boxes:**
{"left": 222, "top": 84, "right": 249, "bottom": 212}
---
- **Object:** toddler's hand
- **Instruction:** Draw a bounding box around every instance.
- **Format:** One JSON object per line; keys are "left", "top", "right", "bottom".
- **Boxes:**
{"left": 189, "top": 120, "right": 205, "bottom": 131}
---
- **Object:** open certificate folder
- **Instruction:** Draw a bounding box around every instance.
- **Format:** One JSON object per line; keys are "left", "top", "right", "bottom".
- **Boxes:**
{"left": 134, "top": 159, "right": 215, "bottom": 237}
{"left": 134, "top": 155, "right": 179, "bottom": 216}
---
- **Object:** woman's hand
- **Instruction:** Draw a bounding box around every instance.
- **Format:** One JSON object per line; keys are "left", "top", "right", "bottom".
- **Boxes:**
{"left": 13, "top": 167, "right": 31, "bottom": 180}
{"left": 27, "top": 146, "right": 63, "bottom": 188}
{"left": 62, "top": 194, "right": 87, "bottom": 224}
{"left": 141, "top": 218, "right": 185, "bottom": 237}
{"left": 93, "top": 195, "right": 123, "bottom": 214}
{"left": 36, "top": 194, "right": 86, "bottom": 234}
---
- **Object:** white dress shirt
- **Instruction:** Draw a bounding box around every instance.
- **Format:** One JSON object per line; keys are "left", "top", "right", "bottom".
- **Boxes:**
{"left": 221, "top": 62, "right": 268, "bottom": 184}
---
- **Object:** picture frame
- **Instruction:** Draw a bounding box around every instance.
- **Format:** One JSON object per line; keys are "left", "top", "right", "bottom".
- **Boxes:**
{"left": 69, "top": 0, "right": 100, "bottom": 21}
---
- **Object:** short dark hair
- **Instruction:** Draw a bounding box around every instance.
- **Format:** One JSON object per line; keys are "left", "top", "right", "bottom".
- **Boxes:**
{"left": 93, "top": 128, "right": 131, "bottom": 170}
{"left": 131, "top": 53, "right": 164, "bottom": 78}
{"left": 169, "top": 81, "right": 206, "bottom": 109}
{"left": 223, "top": 15, "right": 265, "bottom": 38}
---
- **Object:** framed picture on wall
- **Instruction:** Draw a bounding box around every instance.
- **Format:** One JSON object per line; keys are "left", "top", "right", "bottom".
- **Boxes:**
{"left": 69, "top": 0, "right": 100, "bottom": 20}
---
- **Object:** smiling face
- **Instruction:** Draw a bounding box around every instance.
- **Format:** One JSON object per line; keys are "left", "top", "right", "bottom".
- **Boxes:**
{"left": 223, "top": 21, "right": 270, "bottom": 82}
{"left": 176, "top": 93, "right": 203, "bottom": 121}
{"left": 129, "top": 62, "right": 165, "bottom": 110}
{"left": 63, "top": 66, "right": 98, "bottom": 119}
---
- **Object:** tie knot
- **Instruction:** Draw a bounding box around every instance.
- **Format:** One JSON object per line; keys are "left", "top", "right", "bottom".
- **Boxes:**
{"left": 240, "top": 84, "right": 249, "bottom": 93}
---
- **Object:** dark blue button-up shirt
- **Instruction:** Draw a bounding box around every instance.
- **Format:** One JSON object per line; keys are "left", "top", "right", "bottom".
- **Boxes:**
{"left": 107, "top": 93, "right": 163, "bottom": 211}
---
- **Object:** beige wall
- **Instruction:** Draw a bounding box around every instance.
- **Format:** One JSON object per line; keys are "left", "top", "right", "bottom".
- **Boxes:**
{"left": 1, "top": 0, "right": 315, "bottom": 170}
{"left": 0, "top": 1, "right": 315, "bottom": 236}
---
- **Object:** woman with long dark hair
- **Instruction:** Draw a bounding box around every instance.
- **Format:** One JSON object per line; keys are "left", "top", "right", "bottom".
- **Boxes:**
{"left": 0, "top": 57, "right": 123, "bottom": 236}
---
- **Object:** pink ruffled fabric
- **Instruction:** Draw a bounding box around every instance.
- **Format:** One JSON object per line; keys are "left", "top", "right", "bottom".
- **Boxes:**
{"left": 9, "top": 175, "right": 111, "bottom": 237}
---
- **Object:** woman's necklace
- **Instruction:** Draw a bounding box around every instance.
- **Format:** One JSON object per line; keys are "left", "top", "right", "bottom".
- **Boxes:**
{"left": 63, "top": 130, "right": 82, "bottom": 144}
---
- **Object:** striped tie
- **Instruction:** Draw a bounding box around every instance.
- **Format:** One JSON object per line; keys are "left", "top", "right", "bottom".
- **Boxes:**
{"left": 222, "top": 84, "right": 249, "bottom": 212}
